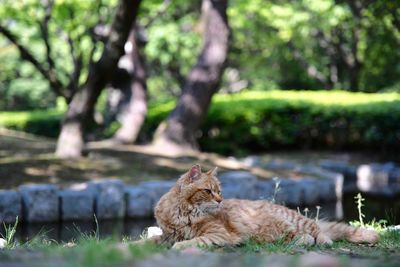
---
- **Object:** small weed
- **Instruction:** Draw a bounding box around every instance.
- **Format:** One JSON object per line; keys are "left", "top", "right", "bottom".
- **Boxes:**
{"left": 1, "top": 217, "right": 18, "bottom": 249}
{"left": 271, "top": 177, "right": 281, "bottom": 203}
{"left": 315, "top": 206, "right": 321, "bottom": 222}
{"left": 353, "top": 193, "right": 365, "bottom": 227}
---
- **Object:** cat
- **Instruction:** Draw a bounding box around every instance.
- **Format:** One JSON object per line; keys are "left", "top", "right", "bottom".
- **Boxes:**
{"left": 144, "top": 164, "right": 379, "bottom": 250}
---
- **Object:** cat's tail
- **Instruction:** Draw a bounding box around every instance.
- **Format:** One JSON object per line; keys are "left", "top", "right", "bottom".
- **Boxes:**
{"left": 317, "top": 221, "right": 379, "bottom": 244}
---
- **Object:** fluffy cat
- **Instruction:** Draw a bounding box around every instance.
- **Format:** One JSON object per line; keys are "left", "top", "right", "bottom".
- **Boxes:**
{"left": 145, "top": 165, "right": 378, "bottom": 249}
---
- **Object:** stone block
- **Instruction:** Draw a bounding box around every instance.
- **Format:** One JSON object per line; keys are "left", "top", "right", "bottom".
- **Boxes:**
{"left": 0, "top": 190, "right": 21, "bottom": 223}
{"left": 317, "top": 179, "right": 336, "bottom": 202}
{"left": 19, "top": 184, "right": 59, "bottom": 222}
{"left": 274, "top": 179, "right": 303, "bottom": 207}
{"left": 139, "top": 180, "right": 175, "bottom": 203}
{"left": 218, "top": 171, "right": 258, "bottom": 199}
{"left": 319, "top": 160, "right": 357, "bottom": 181}
{"left": 253, "top": 180, "right": 275, "bottom": 200}
{"left": 357, "top": 163, "right": 394, "bottom": 192}
{"left": 89, "top": 179, "right": 126, "bottom": 219}
{"left": 59, "top": 188, "right": 94, "bottom": 221}
{"left": 263, "top": 160, "right": 297, "bottom": 170}
{"left": 299, "top": 179, "right": 319, "bottom": 206}
{"left": 125, "top": 186, "right": 156, "bottom": 218}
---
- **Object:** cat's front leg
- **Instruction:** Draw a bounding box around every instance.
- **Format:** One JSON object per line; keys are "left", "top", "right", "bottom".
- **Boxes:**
{"left": 172, "top": 234, "right": 240, "bottom": 250}
{"left": 172, "top": 239, "right": 200, "bottom": 250}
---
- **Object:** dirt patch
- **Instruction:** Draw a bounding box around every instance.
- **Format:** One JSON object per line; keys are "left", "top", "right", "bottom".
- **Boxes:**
{"left": 0, "top": 129, "right": 280, "bottom": 189}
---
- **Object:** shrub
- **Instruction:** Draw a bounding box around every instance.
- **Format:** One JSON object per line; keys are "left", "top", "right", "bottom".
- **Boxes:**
{"left": 1, "top": 90, "right": 400, "bottom": 155}
{"left": 0, "top": 110, "right": 63, "bottom": 137}
{"left": 144, "top": 90, "right": 400, "bottom": 155}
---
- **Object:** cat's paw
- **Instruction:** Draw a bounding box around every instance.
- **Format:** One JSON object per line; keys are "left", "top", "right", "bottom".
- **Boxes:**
{"left": 294, "top": 234, "right": 315, "bottom": 246}
{"left": 172, "top": 240, "right": 196, "bottom": 250}
{"left": 316, "top": 233, "right": 333, "bottom": 245}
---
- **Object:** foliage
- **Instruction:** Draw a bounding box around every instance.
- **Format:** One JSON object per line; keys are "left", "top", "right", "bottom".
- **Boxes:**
{"left": 2, "top": 0, "right": 400, "bottom": 111}
{"left": 2, "top": 90, "right": 400, "bottom": 153}
{"left": 145, "top": 90, "right": 400, "bottom": 155}
{"left": 228, "top": 0, "right": 400, "bottom": 92}
{"left": 0, "top": 0, "right": 116, "bottom": 110}
{"left": 0, "top": 109, "right": 63, "bottom": 137}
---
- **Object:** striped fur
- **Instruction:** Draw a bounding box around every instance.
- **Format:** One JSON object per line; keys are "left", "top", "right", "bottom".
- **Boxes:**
{"left": 152, "top": 165, "right": 379, "bottom": 249}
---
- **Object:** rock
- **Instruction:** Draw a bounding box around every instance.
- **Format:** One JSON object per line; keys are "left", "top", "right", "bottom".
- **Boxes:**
{"left": 125, "top": 186, "right": 156, "bottom": 218}
{"left": 126, "top": 181, "right": 174, "bottom": 218}
{"left": 253, "top": 180, "right": 275, "bottom": 200}
{"left": 357, "top": 163, "right": 394, "bottom": 192}
{"left": 274, "top": 179, "right": 303, "bottom": 206}
{"left": 389, "top": 167, "right": 400, "bottom": 184}
{"left": 317, "top": 179, "right": 336, "bottom": 202}
{"left": 0, "top": 190, "right": 21, "bottom": 223}
{"left": 89, "top": 179, "right": 126, "bottom": 219}
{"left": 263, "top": 160, "right": 297, "bottom": 170}
{"left": 59, "top": 186, "right": 94, "bottom": 221}
{"left": 0, "top": 238, "right": 6, "bottom": 249}
{"left": 241, "top": 156, "right": 262, "bottom": 167}
{"left": 218, "top": 171, "right": 258, "bottom": 199}
{"left": 19, "top": 184, "right": 59, "bottom": 222}
{"left": 299, "top": 179, "right": 319, "bottom": 206}
{"left": 319, "top": 160, "right": 357, "bottom": 181}
{"left": 139, "top": 180, "right": 175, "bottom": 202}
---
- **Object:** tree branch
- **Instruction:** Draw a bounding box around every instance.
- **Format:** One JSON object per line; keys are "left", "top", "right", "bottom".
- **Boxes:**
{"left": 0, "top": 24, "right": 66, "bottom": 98}
{"left": 39, "top": 0, "right": 56, "bottom": 71}
{"left": 66, "top": 34, "right": 83, "bottom": 98}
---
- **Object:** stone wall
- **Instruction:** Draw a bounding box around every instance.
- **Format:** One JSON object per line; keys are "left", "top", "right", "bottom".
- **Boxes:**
{"left": 0, "top": 172, "right": 339, "bottom": 223}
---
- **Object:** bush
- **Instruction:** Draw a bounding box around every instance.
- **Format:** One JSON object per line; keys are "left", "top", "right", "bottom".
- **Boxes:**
{"left": 1, "top": 90, "right": 400, "bottom": 155}
{"left": 145, "top": 90, "right": 400, "bottom": 155}
{"left": 0, "top": 110, "right": 63, "bottom": 137}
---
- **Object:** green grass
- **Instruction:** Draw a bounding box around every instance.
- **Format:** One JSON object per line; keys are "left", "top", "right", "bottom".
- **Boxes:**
{"left": 0, "top": 224, "right": 398, "bottom": 267}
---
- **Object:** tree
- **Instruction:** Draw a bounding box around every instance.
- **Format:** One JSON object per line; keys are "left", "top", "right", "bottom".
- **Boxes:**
{"left": 112, "top": 26, "right": 148, "bottom": 144}
{"left": 153, "top": 0, "right": 230, "bottom": 151}
{"left": 0, "top": 0, "right": 114, "bottom": 105}
{"left": 55, "top": 0, "right": 142, "bottom": 158}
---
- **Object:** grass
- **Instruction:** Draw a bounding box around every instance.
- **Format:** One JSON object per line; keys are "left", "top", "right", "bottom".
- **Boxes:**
{"left": 0, "top": 213, "right": 399, "bottom": 267}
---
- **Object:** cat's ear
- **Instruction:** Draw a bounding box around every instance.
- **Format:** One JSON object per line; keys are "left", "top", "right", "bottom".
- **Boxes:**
{"left": 188, "top": 164, "right": 202, "bottom": 182}
{"left": 207, "top": 167, "right": 218, "bottom": 176}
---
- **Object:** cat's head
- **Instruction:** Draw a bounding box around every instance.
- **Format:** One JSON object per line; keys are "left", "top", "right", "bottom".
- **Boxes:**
{"left": 178, "top": 164, "right": 223, "bottom": 214}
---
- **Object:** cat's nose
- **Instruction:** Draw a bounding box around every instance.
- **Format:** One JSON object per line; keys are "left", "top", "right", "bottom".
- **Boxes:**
{"left": 215, "top": 195, "right": 222, "bottom": 203}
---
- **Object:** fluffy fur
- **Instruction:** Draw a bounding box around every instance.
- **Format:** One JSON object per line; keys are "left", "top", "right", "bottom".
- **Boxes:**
{"left": 149, "top": 165, "right": 379, "bottom": 249}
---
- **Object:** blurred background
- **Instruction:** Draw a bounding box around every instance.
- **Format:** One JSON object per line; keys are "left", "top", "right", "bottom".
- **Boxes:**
{"left": 0, "top": 0, "right": 400, "bottom": 238}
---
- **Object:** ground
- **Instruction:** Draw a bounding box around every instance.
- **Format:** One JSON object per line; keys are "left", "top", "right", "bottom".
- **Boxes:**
{"left": 0, "top": 230, "right": 399, "bottom": 267}
{"left": 0, "top": 128, "right": 324, "bottom": 189}
{"left": 0, "top": 128, "right": 392, "bottom": 189}
{"left": 1, "top": 128, "right": 399, "bottom": 266}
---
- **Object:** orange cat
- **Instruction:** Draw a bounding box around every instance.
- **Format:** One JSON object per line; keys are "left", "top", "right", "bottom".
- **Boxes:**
{"left": 146, "top": 165, "right": 378, "bottom": 249}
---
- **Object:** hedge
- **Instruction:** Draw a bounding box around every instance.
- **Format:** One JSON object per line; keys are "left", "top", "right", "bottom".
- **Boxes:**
{"left": 0, "top": 110, "right": 63, "bottom": 137}
{"left": 145, "top": 90, "right": 400, "bottom": 154}
{"left": 1, "top": 90, "right": 400, "bottom": 154}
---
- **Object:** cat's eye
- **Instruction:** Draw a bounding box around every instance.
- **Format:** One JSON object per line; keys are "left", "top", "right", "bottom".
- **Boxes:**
{"left": 204, "top": 189, "right": 212, "bottom": 194}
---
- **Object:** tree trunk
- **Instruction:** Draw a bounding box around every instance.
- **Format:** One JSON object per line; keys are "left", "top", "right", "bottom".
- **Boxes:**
{"left": 113, "top": 28, "right": 148, "bottom": 144}
{"left": 56, "top": 0, "right": 142, "bottom": 158}
{"left": 153, "top": 0, "right": 229, "bottom": 151}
